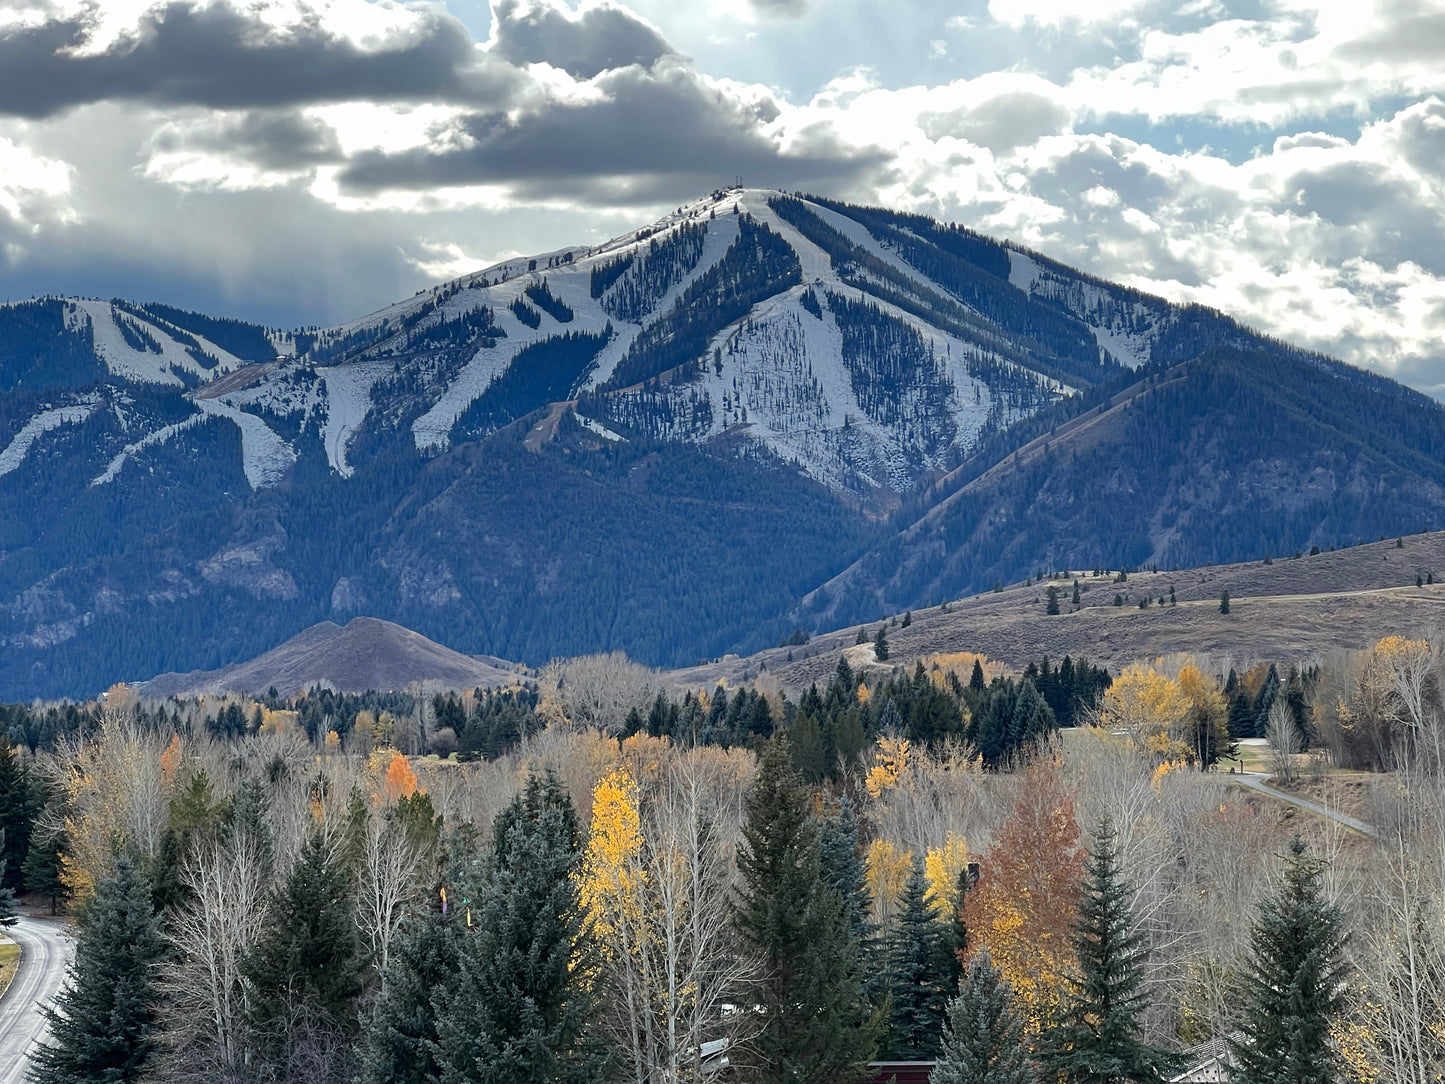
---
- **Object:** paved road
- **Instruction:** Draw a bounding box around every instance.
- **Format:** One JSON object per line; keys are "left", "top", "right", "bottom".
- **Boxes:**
{"left": 1228, "top": 772, "right": 1377, "bottom": 837}
{"left": 0, "top": 916, "right": 74, "bottom": 1084}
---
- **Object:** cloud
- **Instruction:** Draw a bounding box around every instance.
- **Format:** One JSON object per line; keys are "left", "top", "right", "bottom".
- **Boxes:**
{"left": 746, "top": 0, "right": 811, "bottom": 18}
{"left": 0, "top": 0, "right": 505, "bottom": 118}
{"left": 918, "top": 74, "right": 1071, "bottom": 153}
{"left": 336, "top": 57, "right": 883, "bottom": 201}
{"left": 489, "top": 0, "right": 672, "bottom": 78}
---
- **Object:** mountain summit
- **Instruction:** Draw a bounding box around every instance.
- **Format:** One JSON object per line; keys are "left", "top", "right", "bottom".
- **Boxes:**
{"left": 2, "top": 188, "right": 1443, "bottom": 698}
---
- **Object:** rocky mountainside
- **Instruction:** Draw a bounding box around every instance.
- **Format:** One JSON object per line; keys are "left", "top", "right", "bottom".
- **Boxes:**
{"left": 1, "top": 187, "right": 1441, "bottom": 699}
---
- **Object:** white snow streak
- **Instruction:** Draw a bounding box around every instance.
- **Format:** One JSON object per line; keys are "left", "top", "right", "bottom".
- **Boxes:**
{"left": 193, "top": 398, "right": 295, "bottom": 488}
{"left": 0, "top": 399, "right": 101, "bottom": 478}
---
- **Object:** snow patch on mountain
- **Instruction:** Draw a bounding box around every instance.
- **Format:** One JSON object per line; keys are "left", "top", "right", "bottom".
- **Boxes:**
{"left": 193, "top": 397, "right": 295, "bottom": 488}
{"left": 93, "top": 412, "right": 207, "bottom": 485}
{"left": 1007, "top": 250, "right": 1043, "bottom": 293}
{"left": 319, "top": 363, "right": 386, "bottom": 477}
{"left": 0, "top": 397, "right": 102, "bottom": 478}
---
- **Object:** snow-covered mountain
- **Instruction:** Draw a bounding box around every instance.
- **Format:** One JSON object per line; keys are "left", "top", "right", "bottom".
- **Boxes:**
{"left": 0, "top": 188, "right": 1280, "bottom": 508}
{"left": 5, "top": 187, "right": 1437, "bottom": 700}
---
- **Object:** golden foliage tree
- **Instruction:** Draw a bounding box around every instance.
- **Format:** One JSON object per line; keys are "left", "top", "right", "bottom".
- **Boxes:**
{"left": 1097, "top": 664, "right": 1193, "bottom": 764}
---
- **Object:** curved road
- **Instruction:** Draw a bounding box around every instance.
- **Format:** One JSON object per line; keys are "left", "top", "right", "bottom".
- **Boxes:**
{"left": 0, "top": 916, "right": 74, "bottom": 1084}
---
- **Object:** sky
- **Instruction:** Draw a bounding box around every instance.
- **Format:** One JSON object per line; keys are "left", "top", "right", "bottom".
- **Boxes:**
{"left": 0, "top": 1, "right": 1443, "bottom": 393}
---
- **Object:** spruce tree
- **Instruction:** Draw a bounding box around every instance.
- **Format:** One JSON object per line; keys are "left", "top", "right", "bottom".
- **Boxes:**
{"left": 1229, "top": 837, "right": 1350, "bottom": 1084}
{"left": 734, "top": 737, "right": 883, "bottom": 1083}
{"left": 1047, "top": 586, "right": 1061, "bottom": 615}
{"left": 885, "top": 859, "right": 950, "bottom": 1058}
{"left": 1219, "top": 590, "right": 1230, "bottom": 614}
{"left": 430, "top": 772, "right": 601, "bottom": 1084}
{"left": 1040, "top": 817, "right": 1175, "bottom": 1083}
{"left": 23, "top": 824, "right": 65, "bottom": 915}
{"left": 30, "top": 853, "right": 166, "bottom": 1084}
{"left": 0, "top": 831, "right": 17, "bottom": 926}
{"left": 245, "top": 829, "right": 364, "bottom": 1062}
{"left": 970, "top": 660, "right": 987, "bottom": 692}
{"left": 820, "top": 796, "right": 872, "bottom": 947}
{"left": 875, "top": 626, "right": 890, "bottom": 661}
{"left": 358, "top": 903, "right": 461, "bottom": 1084}
{"left": 933, "top": 949, "right": 1034, "bottom": 1084}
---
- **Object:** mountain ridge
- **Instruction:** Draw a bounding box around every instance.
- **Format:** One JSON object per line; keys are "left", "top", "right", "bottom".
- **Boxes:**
{"left": 2, "top": 187, "right": 1443, "bottom": 699}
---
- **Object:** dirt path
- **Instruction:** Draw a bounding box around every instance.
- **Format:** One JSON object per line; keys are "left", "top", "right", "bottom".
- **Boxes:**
{"left": 523, "top": 401, "right": 573, "bottom": 453}
{"left": 1227, "top": 773, "right": 1376, "bottom": 837}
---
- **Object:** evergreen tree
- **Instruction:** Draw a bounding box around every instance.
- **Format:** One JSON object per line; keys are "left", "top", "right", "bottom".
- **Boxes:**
{"left": 23, "top": 823, "right": 66, "bottom": 915}
{"left": 245, "top": 830, "right": 365, "bottom": 1063}
{"left": 0, "top": 737, "right": 35, "bottom": 892}
{"left": 1040, "top": 817, "right": 1175, "bottom": 1083}
{"left": 734, "top": 737, "right": 883, "bottom": 1083}
{"left": 970, "top": 661, "right": 987, "bottom": 692}
{"left": 0, "top": 830, "right": 16, "bottom": 926}
{"left": 1073, "top": 581, "right": 1082, "bottom": 606}
{"left": 1220, "top": 591, "right": 1230, "bottom": 614}
{"left": 875, "top": 626, "right": 890, "bottom": 661}
{"left": 358, "top": 902, "right": 461, "bottom": 1084}
{"left": 820, "top": 796, "right": 872, "bottom": 947}
{"left": 30, "top": 853, "right": 167, "bottom": 1084}
{"left": 885, "top": 859, "right": 950, "bottom": 1058}
{"left": 1047, "top": 586, "right": 1061, "bottom": 615}
{"left": 1229, "top": 837, "right": 1350, "bottom": 1084}
{"left": 933, "top": 949, "right": 1034, "bottom": 1084}
{"left": 431, "top": 772, "right": 601, "bottom": 1084}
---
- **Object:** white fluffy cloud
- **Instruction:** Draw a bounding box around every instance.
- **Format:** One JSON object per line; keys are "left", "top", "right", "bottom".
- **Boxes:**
{"left": 0, "top": 0, "right": 1442, "bottom": 392}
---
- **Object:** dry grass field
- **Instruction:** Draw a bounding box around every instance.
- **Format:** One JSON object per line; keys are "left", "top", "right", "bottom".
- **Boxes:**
{"left": 671, "top": 531, "right": 1445, "bottom": 692}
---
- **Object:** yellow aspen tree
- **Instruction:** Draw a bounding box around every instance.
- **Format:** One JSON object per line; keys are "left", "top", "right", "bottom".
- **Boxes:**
{"left": 1097, "top": 663, "right": 1192, "bottom": 762}
{"left": 159, "top": 734, "right": 184, "bottom": 788}
{"left": 865, "top": 736, "right": 910, "bottom": 799}
{"left": 924, "top": 832, "right": 969, "bottom": 918}
{"left": 865, "top": 837, "right": 912, "bottom": 928}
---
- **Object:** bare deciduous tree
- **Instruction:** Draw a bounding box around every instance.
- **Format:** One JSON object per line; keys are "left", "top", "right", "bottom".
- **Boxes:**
{"left": 155, "top": 832, "right": 270, "bottom": 1082}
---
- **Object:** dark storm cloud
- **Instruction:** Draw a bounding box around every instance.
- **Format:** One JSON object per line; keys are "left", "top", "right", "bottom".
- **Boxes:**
{"left": 0, "top": 1, "right": 511, "bottom": 118}
{"left": 151, "top": 109, "right": 345, "bottom": 169}
{"left": 335, "top": 57, "right": 883, "bottom": 200}
{"left": 489, "top": 0, "right": 671, "bottom": 79}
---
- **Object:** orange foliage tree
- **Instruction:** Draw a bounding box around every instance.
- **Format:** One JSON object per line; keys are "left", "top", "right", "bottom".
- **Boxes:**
{"left": 381, "top": 752, "right": 420, "bottom": 804}
{"left": 962, "top": 756, "right": 1084, "bottom": 1029}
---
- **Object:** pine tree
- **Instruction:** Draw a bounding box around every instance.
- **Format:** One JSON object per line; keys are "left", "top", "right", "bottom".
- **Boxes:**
{"left": 357, "top": 902, "right": 461, "bottom": 1084}
{"left": 0, "top": 737, "right": 36, "bottom": 893}
{"left": 431, "top": 772, "right": 601, "bottom": 1084}
{"left": 820, "top": 796, "right": 873, "bottom": 948}
{"left": 23, "top": 823, "right": 66, "bottom": 915}
{"left": 245, "top": 829, "right": 364, "bottom": 1063}
{"left": 1047, "top": 586, "right": 1061, "bottom": 615}
{"left": 933, "top": 949, "right": 1034, "bottom": 1084}
{"left": 1040, "top": 817, "right": 1175, "bottom": 1083}
{"left": 735, "top": 737, "right": 883, "bottom": 1083}
{"left": 1229, "top": 837, "right": 1350, "bottom": 1084}
{"left": 0, "top": 830, "right": 17, "bottom": 926}
{"left": 1220, "top": 590, "right": 1230, "bottom": 614}
{"left": 1073, "top": 581, "right": 1082, "bottom": 606}
{"left": 30, "top": 853, "right": 166, "bottom": 1084}
{"left": 886, "top": 859, "right": 951, "bottom": 1057}
{"left": 875, "top": 626, "right": 891, "bottom": 661}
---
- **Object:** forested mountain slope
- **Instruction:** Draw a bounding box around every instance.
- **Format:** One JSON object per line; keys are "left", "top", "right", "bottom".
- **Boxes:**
{"left": 795, "top": 347, "right": 1445, "bottom": 630}
{"left": 1, "top": 188, "right": 1440, "bottom": 698}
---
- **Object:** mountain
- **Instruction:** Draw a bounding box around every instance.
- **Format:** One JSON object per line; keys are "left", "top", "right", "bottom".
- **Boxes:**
{"left": 1, "top": 187, "right": 1442, "bottom": 699}
{"left": 139, "top": 616, "right": 517, "bottom": 699}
